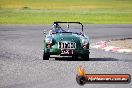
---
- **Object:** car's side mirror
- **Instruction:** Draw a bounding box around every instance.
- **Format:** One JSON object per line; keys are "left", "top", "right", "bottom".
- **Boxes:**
{"left": 43, "top": 30, "right": 46, "bottom": 34}
{"left": 43, "top": 31, "right": 46, "bottom": 34}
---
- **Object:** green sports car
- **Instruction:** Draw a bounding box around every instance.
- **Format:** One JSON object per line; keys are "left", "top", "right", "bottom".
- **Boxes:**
{"left": 43, "top": 21, "right": 90, "bottom": 60}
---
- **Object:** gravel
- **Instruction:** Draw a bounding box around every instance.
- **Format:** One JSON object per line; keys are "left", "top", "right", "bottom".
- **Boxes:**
{"left": 108, "top": 38, "right": 132, "bottom": 49}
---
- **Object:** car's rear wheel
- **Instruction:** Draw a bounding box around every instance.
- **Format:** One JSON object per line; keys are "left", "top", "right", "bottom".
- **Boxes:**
{"left": 43, "top": 51, "right": 50, "bottom": 60}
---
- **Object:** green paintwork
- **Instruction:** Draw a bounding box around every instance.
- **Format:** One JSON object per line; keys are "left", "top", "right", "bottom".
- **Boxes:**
{"left": 43, "top": 22, "right": 89, "bottom": 57}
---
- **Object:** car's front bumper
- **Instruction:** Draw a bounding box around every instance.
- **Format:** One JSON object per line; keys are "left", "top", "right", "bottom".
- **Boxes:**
{"left": 44, "top": 48, "right": 90, "bottom": 56}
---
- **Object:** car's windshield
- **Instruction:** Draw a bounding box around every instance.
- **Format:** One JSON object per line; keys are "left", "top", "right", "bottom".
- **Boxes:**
{"left": 51, "top": 23, "right": 83, "bottom": 33}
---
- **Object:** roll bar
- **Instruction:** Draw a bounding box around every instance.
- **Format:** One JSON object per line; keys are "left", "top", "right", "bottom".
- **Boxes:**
{"left": 53, "top": 21, "right": 84, "bottom": 32}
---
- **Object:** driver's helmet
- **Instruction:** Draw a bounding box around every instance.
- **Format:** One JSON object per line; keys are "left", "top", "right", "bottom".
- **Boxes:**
{"left": 51, "top": 23, "right": 66, "bottom": 33}
{"left": 53, "top": 23, "right": 60, "bottom": 29}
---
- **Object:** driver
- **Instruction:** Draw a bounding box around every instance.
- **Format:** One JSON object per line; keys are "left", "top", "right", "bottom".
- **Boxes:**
{"left": 51, "top": 23, "right": 66, "bottom": 33}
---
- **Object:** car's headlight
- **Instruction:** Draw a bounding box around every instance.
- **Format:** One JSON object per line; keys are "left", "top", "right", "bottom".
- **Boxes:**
{"left": 45, "top": 38, "right": 52, "bottom": 44}
{"left": 82, "top": 38, "right": 89, "bottom": 45}
{"left": 81, "top": 38, "right": 89, "bottom": 49}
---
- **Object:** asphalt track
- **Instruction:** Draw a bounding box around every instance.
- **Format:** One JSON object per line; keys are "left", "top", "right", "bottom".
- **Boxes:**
{"left": 0, "top": 24, "right": 132, "bottom": 88}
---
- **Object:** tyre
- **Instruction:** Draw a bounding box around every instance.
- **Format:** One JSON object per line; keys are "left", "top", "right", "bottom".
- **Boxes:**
{"left": 81, "top": 54, "right": 89, "bottom": 61}
{"left": 72, "top": 56, "right": 78, "bottom": 61}
{"left": 43, "top": 51, "right": 50, "bottom": 60}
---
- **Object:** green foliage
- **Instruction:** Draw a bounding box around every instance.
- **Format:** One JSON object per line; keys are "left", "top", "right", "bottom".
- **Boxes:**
{"left": 0, "top": 0, "right": 132, "bottom": 10}
{"left": 0, "top": 0, "right": 132, "bottom": 24}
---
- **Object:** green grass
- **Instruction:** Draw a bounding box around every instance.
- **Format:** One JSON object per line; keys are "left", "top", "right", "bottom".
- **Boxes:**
{"left": 0, "top": 0, "right": 132, "bottom": 24}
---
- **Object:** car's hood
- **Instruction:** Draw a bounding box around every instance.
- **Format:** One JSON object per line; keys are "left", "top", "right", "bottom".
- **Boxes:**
{"left": 52, "top": 33, "right": 81, "bottom": 43}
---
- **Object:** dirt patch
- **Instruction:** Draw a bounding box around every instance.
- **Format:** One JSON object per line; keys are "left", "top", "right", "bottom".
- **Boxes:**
{"left": 107, "top": 38, "right": 132, "bottom": 49}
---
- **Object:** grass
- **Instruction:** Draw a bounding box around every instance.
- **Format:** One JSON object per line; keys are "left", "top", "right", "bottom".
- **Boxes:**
{"left": 0, "top": 0, "right": 132, "bottom": 24}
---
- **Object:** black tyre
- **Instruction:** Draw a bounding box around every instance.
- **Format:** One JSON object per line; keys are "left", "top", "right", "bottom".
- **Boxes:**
{"left": 43, "top": 51, "right": 50, "bottom": 60}
{"left": 81, "top": 54, "right": 89, "bottom": 61}
{"left": 72, "top": 56, "right": 78, "bottom": 61}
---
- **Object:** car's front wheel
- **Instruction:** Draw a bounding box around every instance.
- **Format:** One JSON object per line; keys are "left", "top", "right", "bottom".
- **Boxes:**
{"left": 43, "top": 51, "right": 50, "bottom": 60}
{"left": 81, "top": 54, "right": 89, "bottom": 61}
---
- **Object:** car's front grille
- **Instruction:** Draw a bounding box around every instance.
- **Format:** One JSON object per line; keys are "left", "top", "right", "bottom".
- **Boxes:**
{"left": 58, "top": 42, "right": 76, "bottom": 49}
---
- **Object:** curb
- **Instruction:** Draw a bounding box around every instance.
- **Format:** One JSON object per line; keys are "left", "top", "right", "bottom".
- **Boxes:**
{"left": 91, "top": 40, "right": 132, "bottom": 53}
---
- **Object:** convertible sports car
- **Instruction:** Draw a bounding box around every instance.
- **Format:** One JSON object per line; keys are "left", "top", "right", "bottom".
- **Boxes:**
{"left": 43, "top": 21, "right": 90, "bottom": 60}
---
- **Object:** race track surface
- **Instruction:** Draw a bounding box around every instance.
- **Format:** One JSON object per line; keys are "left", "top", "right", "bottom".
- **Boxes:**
{"left": 0, "top": 24, "right": 132, "bottom": 88}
